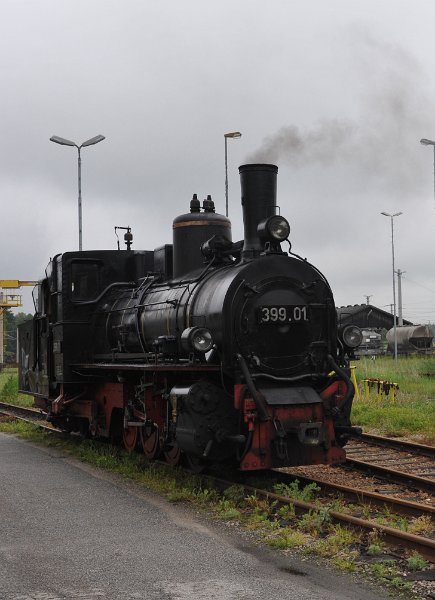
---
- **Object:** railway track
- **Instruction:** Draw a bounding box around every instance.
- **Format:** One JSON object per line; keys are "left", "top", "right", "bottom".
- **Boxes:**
{"left": 351, "top": 432, "right": 435, "bottom": 458}
{"left": 273, "top": 468, "right": 435, "bottom": 519}
{"left": 280, "top": 433, "right": 435, "bottom": 518}
{"left": 344, "top": 433, "right": 435, "bottom": 493}
{"left": 0, "top": 401, "right": 62, "bottom": 433}
{"left": 1, "top": 401, "right": 434, "bottom": 562}
{"left": 235, "top": 477, "right": 435, "bottom": 563}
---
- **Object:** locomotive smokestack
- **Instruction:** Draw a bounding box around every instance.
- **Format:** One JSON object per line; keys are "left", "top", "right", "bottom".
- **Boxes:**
{"left": 239, "top": 163, "right": 278, "bottom": 260}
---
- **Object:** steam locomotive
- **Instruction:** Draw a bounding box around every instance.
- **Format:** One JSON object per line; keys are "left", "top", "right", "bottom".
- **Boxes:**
{"left": 18, "top": 164, "right": 362, "bottom": 471}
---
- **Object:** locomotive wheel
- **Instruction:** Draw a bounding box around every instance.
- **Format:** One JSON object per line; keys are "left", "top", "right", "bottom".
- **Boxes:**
{"left": 140, "top": 424, "right": 160, "bottom": 459}
{"left": 122, "top": 424, "right": 138, "bottom": 453}
{"left": 163, "top": 445, "right": 181, "bottom": 466}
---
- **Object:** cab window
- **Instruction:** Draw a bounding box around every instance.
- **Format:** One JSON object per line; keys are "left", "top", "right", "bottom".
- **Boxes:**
{"left": 70, "top": 261, "right": 102, "bottom": 301}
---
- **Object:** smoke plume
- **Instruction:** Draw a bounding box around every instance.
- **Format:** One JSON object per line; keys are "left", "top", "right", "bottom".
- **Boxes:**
{"left": 246, "top": 28, "right": 434, "bottom": 198}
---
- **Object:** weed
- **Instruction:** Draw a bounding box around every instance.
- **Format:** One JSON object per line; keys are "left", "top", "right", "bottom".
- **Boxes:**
{"left": 369, "top": 562, "right": 389, "bottom": 579}
{"left": 391, "top": 516, "right": 409, "bottom": 532}
{"left": 327, "top": 498, "right": 353, "bottom": 514}
{"left": 374, "top": 513, "right": 408, "bottom": 531}
{"left": 194, "top": 487, "right": 219, "bottom": 505}
{"left": 390, "top": 577, "right": 412, "bottom": 591}
{"left": 361, "top": 504, "right": 372, "bottom": 520}
{"left": 273, "top": 479, "right": 320, "bottom": 502}
{"left": 243, "top": 498, "right": 281, "bottom": 530}
{"left": 214, "top": 499, "right": 241, "bottom": 520}
{"left": 328, "top": 524, "right": 359, "bottom": 546}
{"left": 307, "top": 524, "right": 360, "bottom": 559}
{"left": 246, "top": 511, "right": 270, "bottom": 529}
{"left": 332, "top": 557, "right": 356, "bottom": 571}
{"left": 382, "top": 505, "right": 393, "bottom": 520}
{"left": 297, "top": 509, "right": 329, "bottom": 534}
{"left": 306, "top": 538, "right": 350, "bottom": 559}
{"left": 223, "top": 484, "right": 245, "bottom": 506}
{"left": 406, "top": 553, "right": 429, "bottom": 572}
{"left": 367, "top": 544, "right": 383, "bottom": 556}
{"left": 407, "top": 515, "right": 433, "bottom": 537}
{"left": 266, "top": 529, "right": 307, "bottom": 549}
{"left": 277, "top": 503, "right": 296, "bottom": 521}
{"left": 244, "top": 494, "right": 271, "bottom": 515}
{"left": 167, "top": 488, "right": 194, "bottom": 503}
{"left": 219, "top": 507, "right": 241, "bottom": 520}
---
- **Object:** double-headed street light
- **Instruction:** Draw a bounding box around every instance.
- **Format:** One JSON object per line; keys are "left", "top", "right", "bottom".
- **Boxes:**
{"left": 381, "top": 211, "right": 402, "bottom": 360}
{"left": 50, "top": 134, "right": 105, "bottom": 251}
{"left": 224, "top": 131, "right": 242, "bottom": 217}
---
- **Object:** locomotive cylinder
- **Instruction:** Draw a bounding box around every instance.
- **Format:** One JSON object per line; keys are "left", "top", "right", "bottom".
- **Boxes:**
{"left": 239, "top": 163, "right": 278, "bottom": 260}
{"left": 172, "top": 196, "right": 231, "bottom": 279}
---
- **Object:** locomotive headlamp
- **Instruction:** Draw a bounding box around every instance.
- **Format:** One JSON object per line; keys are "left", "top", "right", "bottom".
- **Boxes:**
{"left": 257, "top": 215, "right": 290, "bottom": 242}
{"left": 181, "top": 327, "right": 214, "bottom": 353}
{"left": 340, "top": 325, "right": 363, "bottom": 349}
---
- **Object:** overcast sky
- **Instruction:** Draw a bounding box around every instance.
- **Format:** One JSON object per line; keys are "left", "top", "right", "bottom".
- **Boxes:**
{"left": 1, "top": 0, "right": 435, "bottom": 324}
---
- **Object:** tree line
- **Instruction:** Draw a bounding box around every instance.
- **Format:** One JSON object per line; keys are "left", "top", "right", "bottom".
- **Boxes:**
{"left": 2, "top": 309, "right": 32, "bottom": 363}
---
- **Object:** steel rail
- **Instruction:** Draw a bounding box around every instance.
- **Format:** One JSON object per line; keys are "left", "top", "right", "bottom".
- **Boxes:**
{"left": 0, "top": 401, "right": 46, "bottom": 420}
{"left": 350, "top": 432, "right": 435, "bottom": 458}
{"left": 0, "top": 402, "right": 61, "bottom": 433}
{"left": 345, "top": 457, "right": 435, "bottom": 494}
{"left": 272, "top": 469, "right": 435, "bottom": 520}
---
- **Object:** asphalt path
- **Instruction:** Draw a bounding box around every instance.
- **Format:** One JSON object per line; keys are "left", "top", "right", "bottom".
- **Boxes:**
{"left": 0, "top": 433, "right": 389, "bottom": 600}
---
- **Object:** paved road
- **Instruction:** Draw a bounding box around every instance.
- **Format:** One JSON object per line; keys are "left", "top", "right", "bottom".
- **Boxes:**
{"left": 0, "top": 433, "right": 388, "bottom": 600}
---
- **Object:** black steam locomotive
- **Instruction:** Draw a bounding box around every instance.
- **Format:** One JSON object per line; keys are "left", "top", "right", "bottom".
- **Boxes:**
{"left": 18, "top": 164, "right": 361, "bottom": 470}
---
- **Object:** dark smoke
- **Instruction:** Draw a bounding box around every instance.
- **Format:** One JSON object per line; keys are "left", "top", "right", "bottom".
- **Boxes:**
{"left": 246, "top": 120, "right": 356, "bottom": 166}
{"left": 246, "top": 29, "right": 434, "bottom": 197}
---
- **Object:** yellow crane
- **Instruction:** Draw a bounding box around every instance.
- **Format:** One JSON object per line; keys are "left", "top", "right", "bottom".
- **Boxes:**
{"left": 0, "top": 280, "right": 37, "bottom": 366}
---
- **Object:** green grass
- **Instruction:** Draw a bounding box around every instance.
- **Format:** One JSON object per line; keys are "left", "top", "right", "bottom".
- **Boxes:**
{"left": 0, "top": 368, "right": 35, "bottom": 407}
{"left": 351, "top": 356, "right": 435, "bottom": 443}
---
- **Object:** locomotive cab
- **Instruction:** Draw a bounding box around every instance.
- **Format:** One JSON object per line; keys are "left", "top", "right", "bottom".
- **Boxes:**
{"left": 19, "top": 250, "right": 154, "bottom": 395}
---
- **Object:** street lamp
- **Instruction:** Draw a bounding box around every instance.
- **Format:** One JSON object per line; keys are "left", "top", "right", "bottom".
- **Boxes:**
{"left": 381, "top": 211, "right": 402, "bottom": 360}
{"left": 420, "top": 138, "right": 435, "bottom": 205}
{"left": 224, "top": 131, "right": 242, "bottom": 217}
{"left": 50, "top": 134, "right": 105, "bottom": 251}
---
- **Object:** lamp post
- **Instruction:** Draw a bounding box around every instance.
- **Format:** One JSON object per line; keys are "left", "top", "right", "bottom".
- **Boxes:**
{"left": 396, "top": 268, "right": 405, "bottom": 326}
{"left": 224, "top": 131, "right": 242, "bottom": 217}
{"left": 420, "top": 138, "right": 435, "bottom": 205}
{"left": 381, "top": 211, "right": 402, "bottom": 360}
{"left": 50, "top": 134, "right": 105, "bottom": 251}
